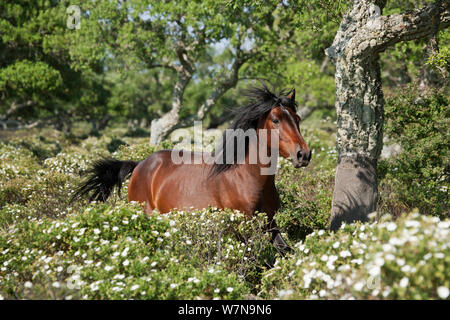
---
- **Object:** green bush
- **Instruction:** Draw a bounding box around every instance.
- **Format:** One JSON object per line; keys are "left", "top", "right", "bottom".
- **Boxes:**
{"left": 379, "top": 86, "right": 449, "bottom": 217}
{"left": 1, "top": 117, "right": 448, "bottom": 300}
{"left": 0, "top": 142, "right": 41, "bottom": 181}
{"left": 274, "top": 116, "right": 337, "bottom": 242}
{"left": 261, "top": 212, "right": 449, "bottom": 300}
{"left": 0, "top": 177, "right": 37, "bottom": 208}
{"left": 0, "top": 203, "right": 274, "bottom": 299}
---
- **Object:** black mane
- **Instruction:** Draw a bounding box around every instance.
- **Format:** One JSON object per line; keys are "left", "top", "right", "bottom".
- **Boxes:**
{"left": 210, "top": 85, "right": 297, "bottom": 176}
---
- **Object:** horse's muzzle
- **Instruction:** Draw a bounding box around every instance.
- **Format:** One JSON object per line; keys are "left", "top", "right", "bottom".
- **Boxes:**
{"left": 291, "top": 148, "right": 311, "bottom": 168}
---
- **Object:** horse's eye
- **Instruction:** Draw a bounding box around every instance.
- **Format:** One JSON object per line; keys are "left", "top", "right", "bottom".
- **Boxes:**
{"left": 272, "top": 118, "right": 279, "bottom": 124}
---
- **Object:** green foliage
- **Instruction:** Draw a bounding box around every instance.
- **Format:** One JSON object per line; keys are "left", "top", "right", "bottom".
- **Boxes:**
{"left": 261, "top": 212, "right": 449, "bottom": 299}
{"left": 0, "top": 0, "right": 110, "bottom": 125}
{"left": 0, "top": 114, "right": 449, "bottom": 300}
{"left": 106, "top": 138, "right": 128, "bottom": 153}
{"left": 0, "top": 203, "right": 272, "bottom": 299}
{"left": 0, "top": 60, "right": 62, "bottom": 94}
{"left": 275, "top": 115, "right": 337, "bottom": 242}
{"left": 379, "top": 86, "right": 449, "bottom": 217}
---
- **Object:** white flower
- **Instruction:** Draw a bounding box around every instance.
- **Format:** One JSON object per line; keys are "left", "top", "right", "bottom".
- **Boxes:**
{"left": 121, "top": 247, "right": 129, "bottom": 257}
{"left": 385, "top": 254, "right": 395, "bottom": 261}
{"left": 368, "top": 266, "right": 380, "bottom": 277}
{"left": 150, "top": 261, "right": 157, "bottom": 267}
{"left": 399, "top": 277, "right": 409, "bottom": 288}
{"left": 52, "top": 281, "right": 61, "bottom": 288}
{"left": 340, "top": 250, "right": 352, "bottom": 258}
{"left": 437, "top": 287, "right": 449, "bottom": 299}
{"left": 24, "top": 281, "right": 33, "bottom": 288}
{"left": 332, "top": 241, "right": 340, "bottom": 249}
{"left": 401, "top": 265, "right": 411, "bottom": 273}
{"left": 396, "top": 258, "right": 405, "bottom": 266}
{"left": 104, "top": 266, "right": 113, "bottom": 271}
{"left": 318, "top": 230, "right": 325, "bottom": 236}
{"left": 112, "top": 226, "right": 119, "bottom": 231}
{"left": 170, "top": 283, "right": 178, "bottom": 289}
{"left": 386, "top": 222, "right": 397, "bottom": 232}
{"left": 90, "top": 283, "right": 99, "bottom": 291}
{"left": 374, "top": 257, "right": 385, "bottom": 266}
{"left": 130, "top": 284, "right": 140, "bottom": 291}
{"left": 214, "top": 288, "right": 220, "bottom": 293}
{"left": 226, "top": 287, "right": 233, "bottom": 293}
{"left": 123, "top": 259, "right": 130, "bottom": 266}
{"left": 405, "top": 220, "right": 420, "bottom": 228}
{"left": 353, "top": 281, "right": 365, "bottom": 291}
{"left": 278, "top": 289, "right": 294, "bottom": 298}
{"left": 93, "top": 228, "right": 101, "bottom": 235}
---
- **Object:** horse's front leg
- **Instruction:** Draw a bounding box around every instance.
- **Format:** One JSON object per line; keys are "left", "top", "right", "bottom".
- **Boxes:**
{"left": 267, "top": 219, "right": 292, "bottom": 255}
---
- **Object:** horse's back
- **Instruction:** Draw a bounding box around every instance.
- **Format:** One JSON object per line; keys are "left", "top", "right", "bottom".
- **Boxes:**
{"left": 128, "top": 150, "right": 218, "bottom": 213}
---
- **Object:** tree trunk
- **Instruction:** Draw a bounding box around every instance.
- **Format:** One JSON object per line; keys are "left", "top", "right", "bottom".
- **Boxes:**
{"left": 328, "top": 37, "right": 384, "bottom": 231}
{"left": 98, "top": 114, "right": 112, "bottom": 131}
{"left": 327, "top": 0, "right": 449, "bottom": 230}
{"left": 150, "top": 72, "right": 192, "bottom": 145}
{"left": 419, "top": 33, "right": 442, "bottom": 88}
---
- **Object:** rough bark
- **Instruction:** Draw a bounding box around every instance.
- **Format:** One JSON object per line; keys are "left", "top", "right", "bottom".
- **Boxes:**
{"left": 327, "top": 0, "right": 449, "bottom": 230}
{"left": 149, "top": 47, "right": 195, "bottom": 145}
{"left": 149, "top": 71, "right": 191, "bottom": 145}
{"left": 1, "top": 100, "right": 35, "bottom": 120}
{"left": 419, "top": 33, "right": 442, "bottom": 88}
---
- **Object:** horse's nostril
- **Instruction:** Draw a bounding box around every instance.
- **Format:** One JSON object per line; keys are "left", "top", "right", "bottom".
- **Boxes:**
{"left": 297, "top": 150, "right": 302, "bottom": 160}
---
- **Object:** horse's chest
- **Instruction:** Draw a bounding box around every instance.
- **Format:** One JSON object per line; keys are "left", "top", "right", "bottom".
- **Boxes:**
{"left": 221, "top": 179, "right": 279, "bottom": 217}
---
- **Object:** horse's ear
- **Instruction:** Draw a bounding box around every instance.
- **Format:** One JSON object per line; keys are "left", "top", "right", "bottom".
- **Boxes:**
{"left": 288, "top": 88, "right": 295, "bottom": 101}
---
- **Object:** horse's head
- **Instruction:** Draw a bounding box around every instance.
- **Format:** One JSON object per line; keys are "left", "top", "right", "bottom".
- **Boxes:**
{"left": 263, "top": 89, "right": 311, "bottom": 168}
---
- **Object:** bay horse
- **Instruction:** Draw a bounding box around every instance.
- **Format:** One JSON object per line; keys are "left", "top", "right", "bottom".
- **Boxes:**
{"left": 73, "top": 86, "right": 311, "bottom": 252}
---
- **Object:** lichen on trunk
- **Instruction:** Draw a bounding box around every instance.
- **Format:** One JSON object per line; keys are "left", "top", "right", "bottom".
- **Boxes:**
{"left": 326, "top": 0, "right": 449, "bottom": 230}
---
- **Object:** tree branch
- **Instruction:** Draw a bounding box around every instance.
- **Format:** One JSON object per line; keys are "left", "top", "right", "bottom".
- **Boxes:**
{"left": 375, "top": 1, "right": 449, "bottom": 52}
{"left": 327, "top": 0, "right": 449, "bottom": 62}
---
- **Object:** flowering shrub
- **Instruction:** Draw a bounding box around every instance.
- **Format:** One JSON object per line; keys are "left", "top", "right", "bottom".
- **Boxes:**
{"left": 0, "top": 203, "right": 273, "bottom": 299}
{"left": 0, "top": 117, "right": 448, "bottom": 300}
{"left": 261, "top": 212, "right": 449, "bottom": 300}
{"left": 0, "top": 142, "right": 41, "bottom": 181}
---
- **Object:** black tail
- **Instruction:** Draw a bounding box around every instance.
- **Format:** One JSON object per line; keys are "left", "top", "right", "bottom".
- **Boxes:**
{"left": 72, "top": 158, "right": 138, "bottom": 202}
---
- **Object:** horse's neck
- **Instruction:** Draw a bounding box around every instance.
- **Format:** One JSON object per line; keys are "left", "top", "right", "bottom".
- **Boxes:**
{"left": 240, "top": 138, "right": 276, "bottom": 186}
